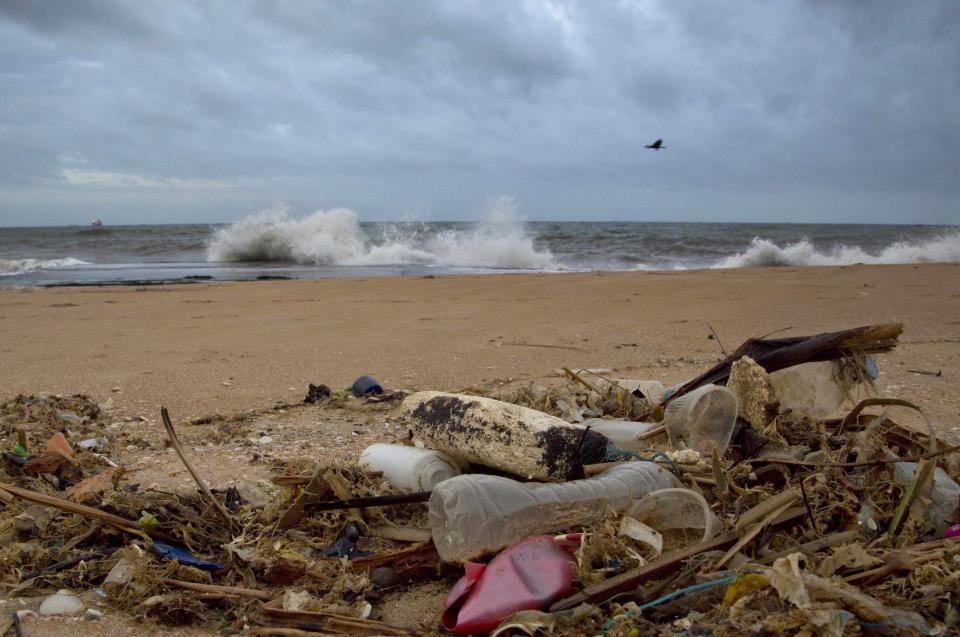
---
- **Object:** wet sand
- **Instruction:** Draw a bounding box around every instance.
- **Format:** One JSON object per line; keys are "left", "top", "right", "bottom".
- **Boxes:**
{"left": 1, "top": 263, "right": 959, "bottom": 431}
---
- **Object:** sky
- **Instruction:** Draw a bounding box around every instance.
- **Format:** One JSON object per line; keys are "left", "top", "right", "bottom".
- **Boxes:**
{"left": 1, "top": 0, "right": 958, "bottom": 226}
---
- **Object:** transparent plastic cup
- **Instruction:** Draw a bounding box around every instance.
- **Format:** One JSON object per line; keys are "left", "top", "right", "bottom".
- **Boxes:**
{"left": 663, "top": 384, "right": 738, "bottom": 457}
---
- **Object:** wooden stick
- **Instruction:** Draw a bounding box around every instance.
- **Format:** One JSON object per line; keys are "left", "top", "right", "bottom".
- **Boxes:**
{"left": 247, "top": 629, "right": 330, "bottom": 637}
{"left": 0, "top": 482, "right": 143, "bottom": 535}
{"left": 636, "top": 425, "right": 667, "bottom": 441}
{"left": 307, "top": 491, "right": 431, "bottom": 512}
{"left": 20, "top": 550, "right": 112, "bottom": 582}
{"left": 161, "top": 406, "right": 235, "bottom": 529}
{"left": 757, "top": 530, "right": 860, "bottom": 565}
{"left": 162, "top": 578, "right": 272, "bottom": 601}
{"left": 258, "top": 607, "right": 412, "bottom": 635}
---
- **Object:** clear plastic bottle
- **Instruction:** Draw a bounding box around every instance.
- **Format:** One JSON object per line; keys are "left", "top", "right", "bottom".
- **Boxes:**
{"left": 429, "top": 462, "right": 680, "bottom": 562}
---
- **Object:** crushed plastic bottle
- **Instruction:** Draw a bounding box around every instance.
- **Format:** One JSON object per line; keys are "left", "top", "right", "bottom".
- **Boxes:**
{"left": 429, "top": 462, "right": 680, "bottom": 563}
{"left": 892, "top": 462, "right": 960, "bottom": 536}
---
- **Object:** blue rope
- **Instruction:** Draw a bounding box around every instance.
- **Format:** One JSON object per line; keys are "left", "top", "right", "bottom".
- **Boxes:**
{"left": 637, "top": 575, "right": 737, "bottom": 611}
{"left": 595, "top": 575, "right": 738, "bottom": 636}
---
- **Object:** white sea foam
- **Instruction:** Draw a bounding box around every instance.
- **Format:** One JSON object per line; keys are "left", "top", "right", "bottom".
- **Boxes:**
{"left": 207, "top": 200, "right": 557, "bottom": 270}
{"left": 0, "top": 257, "right": 90, "bottom": 276}
{"left": 714, "top": 231, "right": 960, "bottom": 269}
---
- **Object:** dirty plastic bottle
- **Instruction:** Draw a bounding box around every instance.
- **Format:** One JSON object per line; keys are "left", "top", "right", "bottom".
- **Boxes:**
{"left": 429, "top": 462, "right": 680, "bottom": 563}
{"left": 663, "top": 384, "right": 738, "bottom": 457}
{"left": 582, "top": 419, "right": 660, "bottom": 452}
{"left": 359, "top": 443, "right": 460, "bottom": 493}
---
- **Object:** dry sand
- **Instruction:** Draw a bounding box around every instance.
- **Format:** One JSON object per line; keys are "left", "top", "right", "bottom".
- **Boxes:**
{"left": 1, "top": 263, "right": 958, "bottom": 427}
{"left": 2, "top": 263, "right": 960, "bottom": 635}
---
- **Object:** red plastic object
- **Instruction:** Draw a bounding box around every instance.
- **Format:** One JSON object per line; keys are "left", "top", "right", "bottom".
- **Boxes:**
{"left": 441, "top": 535, "right": 576, "bottom": 634}
{"left": 946, "top": 524, "right": 960, "bottom": 539}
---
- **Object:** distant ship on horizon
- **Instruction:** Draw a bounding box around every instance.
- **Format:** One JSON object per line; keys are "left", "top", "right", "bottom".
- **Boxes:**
{"left": 90, "top": 219, "right": 103, "bottom": 228}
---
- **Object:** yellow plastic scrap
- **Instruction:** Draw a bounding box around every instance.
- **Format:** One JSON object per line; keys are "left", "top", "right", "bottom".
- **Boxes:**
{"left": 138, "top": 510, "right": 159, "bottom": 533}
{"left": 723, "top": 574, "right": 770, "bottom": 606}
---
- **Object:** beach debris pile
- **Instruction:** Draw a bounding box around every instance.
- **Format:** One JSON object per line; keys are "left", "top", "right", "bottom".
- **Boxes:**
{"left": 2, "top": 322, "right": 960, "bottom": 636}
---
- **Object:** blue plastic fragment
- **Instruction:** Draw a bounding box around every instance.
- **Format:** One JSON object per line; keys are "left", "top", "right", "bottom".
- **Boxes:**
{"left": 150, "top": 540, "right": 225, "bottom": 570}
{"left": 864, "top": 355, "right": 879, "bottom": 380}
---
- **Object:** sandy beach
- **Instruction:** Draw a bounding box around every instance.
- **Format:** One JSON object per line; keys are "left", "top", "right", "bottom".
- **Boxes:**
{"left": 1, "top": 263, "right": 958, "bottom": 428}
{"left": 1, "top": 264, "right": 960, "bottom": 636}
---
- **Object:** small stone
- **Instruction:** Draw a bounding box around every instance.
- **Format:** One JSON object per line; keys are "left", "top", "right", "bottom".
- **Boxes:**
{"left": 85, "top": 609, "right": 103, "bottom": 620}
{"left": 111, "top": 387, "right": 121, "bottom": 393}
{"left": 222, "top": 381, "right": 232, "bottom": 387}
{"left": 370, "top": 566, "right": 400, "bottom": 589}
{"left": 258, "top": 436, "right": 273, "bottom": 445}
{"left": 39, "top": 590, "right": 85, "bottom": 616}
{"left": 126, "top": 444, "right": 138, "bottom": 452}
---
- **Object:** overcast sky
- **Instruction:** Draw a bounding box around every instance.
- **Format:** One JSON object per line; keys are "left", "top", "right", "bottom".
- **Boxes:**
{"left": 1, "top": 1, "right": 958, "bottom": 226}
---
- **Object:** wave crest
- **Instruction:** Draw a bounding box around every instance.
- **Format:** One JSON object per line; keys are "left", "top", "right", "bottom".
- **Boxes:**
{"left": 715, "top": 231, "right": 960, "bottom": 268}
{"left": 0, "top": 257, "right": 90, "bottom": 276}
{"left": 207, "top": 203, "right": 557, "bottom": 270}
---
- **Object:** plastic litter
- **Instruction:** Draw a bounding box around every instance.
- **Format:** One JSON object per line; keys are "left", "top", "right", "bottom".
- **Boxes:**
{"left": 322, "top": 522, "right": 373, "bottom": 559}
{"left": 429, "top": 462, "right": 680, "bottom": 562}
{"left": 663, "top": 384, "right": 738, "bottom": 457}
{"left": 892, "top": 461, "right": 960, "bottom": 535}
{"left": 150, "top": 540, "right": 225, "bottom": 570}
{"left": 404, "top": 391, "right": 607, "bottom": 481}
{"left": 351, "top": 375, "right": 384, "bottom": 397}
{"left": 583, "top": 419, "right": 661, "bottom": 453}
{"left": 38, "top": 590, "right": 85, "bottom": 616}
{"left": 359, "top": 443, "right": 460, "bottom": 492}
{"left": 769, "top": 361, "right": 850, "bottom": 419}
{"left": 441, "top": 535, "right": 577, "bottom": 634}
{"left": 627, "top": 487, "right": 720, "bottom": 542}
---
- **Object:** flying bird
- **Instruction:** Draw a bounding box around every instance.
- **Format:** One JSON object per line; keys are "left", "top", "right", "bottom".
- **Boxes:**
{"left": 645, "top": 139, "right": 665, "bottom": 150}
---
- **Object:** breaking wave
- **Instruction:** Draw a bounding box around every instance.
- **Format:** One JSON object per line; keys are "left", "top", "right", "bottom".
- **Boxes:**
{"left": 714, "top": 231, "right": 960, "bottom": 268}
{"left": 0, "top": 257, "right": 90, "bottom": 276}
{"left": 206, "top": 202, "right": 557, "bottom": 270}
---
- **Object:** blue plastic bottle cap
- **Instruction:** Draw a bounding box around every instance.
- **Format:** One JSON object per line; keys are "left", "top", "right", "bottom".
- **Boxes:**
{"left": 352, "top": 375, "right": 384, "bottom": 397}
{"left": 864, "top": 355, "right": 879, "bottom": 380}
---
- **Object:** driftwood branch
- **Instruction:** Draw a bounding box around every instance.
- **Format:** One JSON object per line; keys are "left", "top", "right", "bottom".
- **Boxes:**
{"left": 664, "top": 323, "right": 903, "bottom": 407}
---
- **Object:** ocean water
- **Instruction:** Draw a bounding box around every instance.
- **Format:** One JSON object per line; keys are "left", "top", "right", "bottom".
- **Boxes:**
{"left": 0, "top": 207, "right": 958, "bottom": 287}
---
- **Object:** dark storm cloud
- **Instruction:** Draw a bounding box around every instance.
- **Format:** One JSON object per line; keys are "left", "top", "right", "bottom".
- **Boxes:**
{"left": 0, "top": 0, "right": 958, "bottom": 225}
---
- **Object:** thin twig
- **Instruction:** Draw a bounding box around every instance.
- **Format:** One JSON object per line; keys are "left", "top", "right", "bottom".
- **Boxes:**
{"left": 163, "top": 578, "right": 272, "bottom": 601}
{"left": 160, "top": 407, "right": 235, "bottom": 530}
{"left": 705, "top": 323, "right": 727, "bottom": 356}
{"left": 755, "top": 441, "right": 960, "bottom": 468}
{"left": 502, "top": 341, "right": 588, "bottom": 352}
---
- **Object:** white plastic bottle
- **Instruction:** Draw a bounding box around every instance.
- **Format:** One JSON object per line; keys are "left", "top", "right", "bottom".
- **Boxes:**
{"left": 428, "top": 462, "right": 680, "bottom": 562}
{"left": 359, "top": 443, "right": 460, "bottom": 493}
